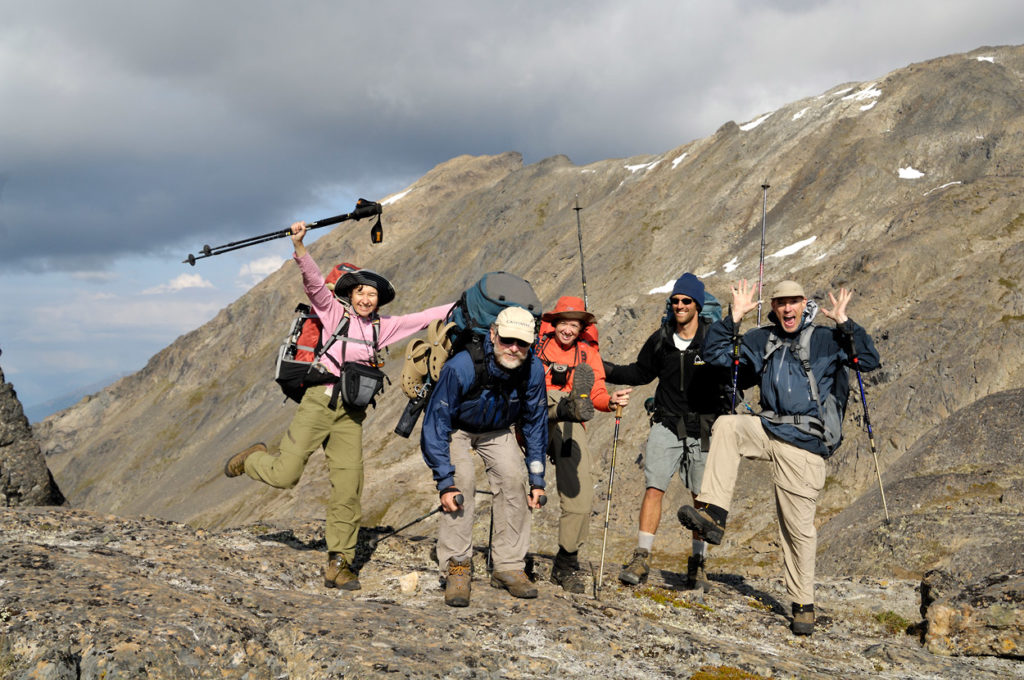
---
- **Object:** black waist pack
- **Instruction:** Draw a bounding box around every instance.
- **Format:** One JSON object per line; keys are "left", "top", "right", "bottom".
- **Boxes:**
{"left": 337, "top": 362, "right": 388, "bottom": 409}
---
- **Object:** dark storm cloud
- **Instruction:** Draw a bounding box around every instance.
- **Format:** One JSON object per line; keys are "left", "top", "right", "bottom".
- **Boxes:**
{"left": 2, "top": 0, "right": 1022, "bottom": 272}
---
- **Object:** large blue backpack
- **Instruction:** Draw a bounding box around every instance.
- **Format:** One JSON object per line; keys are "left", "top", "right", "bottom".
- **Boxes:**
{"left": 394, "top": 272, "right": 542, "bottom": 437}
{"left": 449, "top": 271, "right": 543, "bottom": 340}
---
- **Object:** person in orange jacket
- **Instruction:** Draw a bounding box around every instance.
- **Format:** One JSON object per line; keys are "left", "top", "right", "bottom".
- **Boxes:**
{"left": 536, "top": 296, "right": 631, "bottom": 593}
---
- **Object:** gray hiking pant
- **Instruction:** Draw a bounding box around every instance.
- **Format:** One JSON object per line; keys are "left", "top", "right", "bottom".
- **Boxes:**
{"left": 436, "top": 428, "right": 532, "bottom": 573}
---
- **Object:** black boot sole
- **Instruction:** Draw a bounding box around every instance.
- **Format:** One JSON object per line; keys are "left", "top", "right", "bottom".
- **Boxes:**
{"left": 678, "top": 506, "right": 724, "bottom": 545}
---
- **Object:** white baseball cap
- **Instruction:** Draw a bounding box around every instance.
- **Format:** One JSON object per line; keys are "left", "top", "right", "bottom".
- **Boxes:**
{"left": 494, "top": 306, "right": 535, "bottom": 344}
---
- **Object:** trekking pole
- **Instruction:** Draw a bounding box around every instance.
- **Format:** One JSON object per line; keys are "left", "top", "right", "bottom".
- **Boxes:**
{"left": 756, "top": 181, "right": 770, "bottom": 325}
{"left": 597, "top": 404, "right": 624, "bottom": 594}
{"left": 850, "top": 349, "right": 890, "bottom": 524}
{"left": 573, "top": 194, "right": 589, "bottom": 310}
{"left": 183, "top": 198, "right": 383, "bottom": 265}
{"left": 367, "top": 493, "right": 463, "bottom": 549}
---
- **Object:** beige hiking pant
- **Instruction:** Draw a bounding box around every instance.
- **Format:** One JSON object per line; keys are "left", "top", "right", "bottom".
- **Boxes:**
{"left": 436, "top": 428, "right": 532, "bottom": 573}
{"left": 244, "top": 386, "right": 366, "bottom": 562}
{"left": 547, "top": 389, "right": 594, "bottom": 555}
{"left": 697, "top": 414, "right": 827, "bottom": 606}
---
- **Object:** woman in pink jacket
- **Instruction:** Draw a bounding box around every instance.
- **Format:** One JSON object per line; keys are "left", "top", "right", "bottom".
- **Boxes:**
{"left": 225, "top": 221, "right": 452, "bottom": 591}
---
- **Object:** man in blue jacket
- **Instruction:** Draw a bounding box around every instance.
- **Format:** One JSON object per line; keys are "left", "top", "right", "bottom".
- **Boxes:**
{"left": 679, "top": 279, "right": 880, "bottom": 636}
{"left": 421, "top": 305, "right": 548, "bottom": 607}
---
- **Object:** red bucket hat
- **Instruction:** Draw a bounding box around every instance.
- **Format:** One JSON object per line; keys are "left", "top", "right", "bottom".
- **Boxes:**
{"left": 541, "top": 296, "right": 595, "bottom": 325}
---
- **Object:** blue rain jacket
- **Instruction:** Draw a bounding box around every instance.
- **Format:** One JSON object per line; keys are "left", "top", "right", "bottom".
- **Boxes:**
{"left": 705, "top": 301, "right": 880, "bottom": 456}
{"left": 420, "top": 335, "right": 548, "bottom": 490}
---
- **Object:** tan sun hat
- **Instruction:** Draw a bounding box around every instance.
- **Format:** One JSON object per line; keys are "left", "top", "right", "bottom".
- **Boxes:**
{"left": 770, "top": 280, "right": 806, "bottom": 300}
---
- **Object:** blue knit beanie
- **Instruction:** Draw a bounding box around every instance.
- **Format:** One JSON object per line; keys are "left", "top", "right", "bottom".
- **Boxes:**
{"left": 671, "top": 273, "right": 705, "bottom": 310}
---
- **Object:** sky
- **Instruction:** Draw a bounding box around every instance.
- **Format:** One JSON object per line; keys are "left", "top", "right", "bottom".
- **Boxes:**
{"left": 2, "top": 0, "right": 1022, "bottom": 416}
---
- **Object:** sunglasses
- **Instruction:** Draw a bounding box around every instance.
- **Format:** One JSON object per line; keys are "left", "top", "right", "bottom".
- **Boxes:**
{"left": 670, "top": 297, "right": 695, "bottom": 306}
{"left": 497, "top": 335, "right": 531, "bottom": 349}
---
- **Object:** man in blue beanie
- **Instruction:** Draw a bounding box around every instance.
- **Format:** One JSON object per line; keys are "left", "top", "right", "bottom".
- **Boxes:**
{"left": 603, "top": 273, "right": 738, "bottom": 591}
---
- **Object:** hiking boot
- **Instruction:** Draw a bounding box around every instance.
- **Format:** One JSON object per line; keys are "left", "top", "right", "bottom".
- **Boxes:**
{"left": 686, "top": 554, "right": 710, "bottom": 592}
{"left": 569, "top": 363, "right": 595, "bottom": 421}
{"left": 551, "top": 563, "right": 588, "bottom": 594}
{"left": 224, "top": 443, "right": 266, "bottom": 478}
{"left": 618, "top": 548, "right": 650, "bottom": 585}
{"left": 555, "top": 364, "right": 595, "bottom": 423}
{"left": 677, "top": 505, "right": 726, "bottom": 545}
{"left": 791, "top": 603, "right": 815, "bottom": 636}
{"left": 324, "top": 553, "right": 361, "bottom": 591}
{"left": 490, "top": 570, "right": 538, "bottom": 599}
{"left": 443, "top": 558, "right": 472, "bottom": 607}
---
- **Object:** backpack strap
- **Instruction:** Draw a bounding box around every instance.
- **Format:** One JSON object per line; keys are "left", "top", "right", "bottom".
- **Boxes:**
{"left": 325, "top": 310, "right": 385, "bottom": 410}
{"left": 314, "top": 309, "right": 352, "bottom": 372}
{"left": 463, "top": 339, "right": 530, "bottom": 404}
{"left": 760, "top": 325, "right": 827, "bottom": 440}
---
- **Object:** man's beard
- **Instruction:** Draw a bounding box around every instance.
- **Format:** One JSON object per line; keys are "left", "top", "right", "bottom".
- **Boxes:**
{"left": 495, "top": 352, "right": 525, "bottom": 370}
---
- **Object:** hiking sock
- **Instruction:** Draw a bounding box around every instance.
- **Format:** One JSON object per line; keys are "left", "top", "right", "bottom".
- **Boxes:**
{"left": 637, "top": 531, "right": 655, "bottom": 552}
{"left": 692, "top": 539, "right": 707, "bottom": 557}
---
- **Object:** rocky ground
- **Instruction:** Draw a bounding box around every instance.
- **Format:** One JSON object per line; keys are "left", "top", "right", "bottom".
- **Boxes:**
{"left": 2, "top": 506, "right": 1021, "bottom": 679}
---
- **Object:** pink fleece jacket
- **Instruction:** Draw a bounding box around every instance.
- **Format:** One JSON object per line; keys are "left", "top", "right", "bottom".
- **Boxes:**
{"left": 295, "top": 252, "right": 452, "bottom": 376}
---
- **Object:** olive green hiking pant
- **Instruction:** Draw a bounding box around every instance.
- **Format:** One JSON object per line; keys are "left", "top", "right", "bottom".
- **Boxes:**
{"left": 547, "top": 389, "right": 594, "bottom": 555}
{"left": 244, "top": 385, "right": 366, "bottom": 562}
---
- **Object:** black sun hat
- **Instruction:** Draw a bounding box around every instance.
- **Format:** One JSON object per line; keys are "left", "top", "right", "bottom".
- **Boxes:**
{"left": 335, "top": 268, "right": 396, "bottom": 307}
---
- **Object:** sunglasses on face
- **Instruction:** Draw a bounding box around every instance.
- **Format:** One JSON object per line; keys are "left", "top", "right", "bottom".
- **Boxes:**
{"left": 670, "top": 297, "right": 695, "bottom": 306}
{"left": 497, "top": 335, "right": 531, "bottom": 349}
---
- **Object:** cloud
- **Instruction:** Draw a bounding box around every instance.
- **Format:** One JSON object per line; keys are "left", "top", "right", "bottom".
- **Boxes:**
{"left": 237, "top": 256, "right": 286, "bottom": 287}
{"left": 142, "top": 273, "right": 214, "bottom": 294}
{"left": 3, "top": 1, "right": 1023, "bottom": 275}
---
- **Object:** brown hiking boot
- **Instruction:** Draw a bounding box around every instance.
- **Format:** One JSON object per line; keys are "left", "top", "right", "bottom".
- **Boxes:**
{"left": 686, "top": 554, "right": 710, "bottom": 592}
{"left": 678, "top": 505, "right": 725, "bottom": 545}
{"left": 618, "top": 548, "right": 650, "bottom": 585}
{"left": 791, "top": 603, "right": 815, "bottom": 635}
{"left": 324, "top": 553, "right": 361, "bottom": 591}
{"left": 490, "top": 570, "right": 538, "bottom": 599}
{"left": 444, "top": 558, "right": 472, "bottom": 607}
{"left": 224, "top": 443, "right": 266, "bottom": 478}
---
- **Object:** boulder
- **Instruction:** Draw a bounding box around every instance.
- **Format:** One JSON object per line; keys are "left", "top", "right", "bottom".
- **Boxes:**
{"left": 922, "top": 568, "right": 1024, "bottom": 658}
{"left": 0, "top": 365, "right": 64, "bottom": 506}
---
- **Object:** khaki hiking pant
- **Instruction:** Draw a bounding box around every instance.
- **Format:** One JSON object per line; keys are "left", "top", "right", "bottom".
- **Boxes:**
{"left": 437, "top": 428, "right": 532, "bottom": 573}
{"left": 697, "top": 414, "right": 827, "bottom": 606}
{"left": 547, "top": 389, "right": 594, "bottom": 555}
{"left": 244, "top": 386, "right": 366, "bottom": 562}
